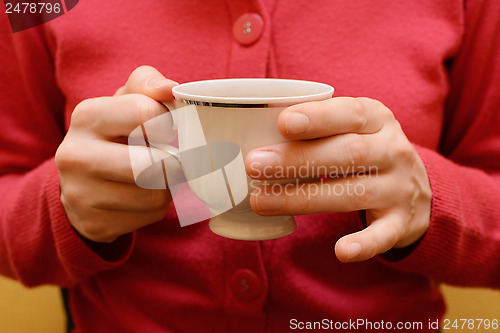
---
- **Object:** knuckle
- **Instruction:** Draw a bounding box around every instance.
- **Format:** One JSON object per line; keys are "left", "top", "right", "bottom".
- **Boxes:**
{"left": 390, "top": 140, "right": 414, "bottom": 164}
{"left": 133, "top": 94, "right": 161, "bottom": 124}
{"left": 343, "top": 134, "right": 369, "bottom": 165}
{"left": 79, "top": 221, "right": 116, "bottom": 243}
{"left": 146, "top": 190, "right": 169, "bottom": 210}
{"left": 71, "top": 98, "right": 98, "bottom": 127}
{"left": 358, "top": 97, "right": 395, "bottom": 124}
{"left": 379, "top": 104, "right": 395, "bottom": 121}
{"left": 71, "top": 97, "right": 114, "bottom": 134}
{"left": 55, "top": 142, "right": 72, "bottom": 171}
{"left": 55, "top": 139, "right": 88, "bottom": 173}
{"left": 369, "top": 98, "right": 394, "bottom": 121}
{"left": 61, "top": 184, "right": 87, "bottom": 212}
{"left": 350, "top": 182, "right": 371, "bottom": 208}
{"left": 383, "top": 108, "right": 396, "bottom": 122}
{"left": 350, "top": 98, "right": 368, "bottom": 131}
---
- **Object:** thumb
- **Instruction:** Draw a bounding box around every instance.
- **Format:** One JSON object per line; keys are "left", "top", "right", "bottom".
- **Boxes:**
{"left": 334, "top": 212, "right": 402, "bottom": 262}
{"left": 114, "top": 65, "right": 178, "bottom": 102}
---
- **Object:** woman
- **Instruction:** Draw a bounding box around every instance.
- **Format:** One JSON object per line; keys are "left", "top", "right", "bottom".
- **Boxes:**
{"left": 1, "top": 1, "right": 499, "bottom": 332}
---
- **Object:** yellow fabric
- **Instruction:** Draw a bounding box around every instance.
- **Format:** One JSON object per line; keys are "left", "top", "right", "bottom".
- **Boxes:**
{"left": 0, "top": 276, "right": 65, "bottom": 333}
{"left": 441, "top": 285, "right": 500, "bottom": 333}
{"left": 0, "top": 275, "right": 499, "bottom": 333}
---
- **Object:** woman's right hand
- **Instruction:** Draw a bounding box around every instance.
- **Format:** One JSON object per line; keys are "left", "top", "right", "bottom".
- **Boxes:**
{"left": 55, "top": 66, "right": 178, "bottom": 243}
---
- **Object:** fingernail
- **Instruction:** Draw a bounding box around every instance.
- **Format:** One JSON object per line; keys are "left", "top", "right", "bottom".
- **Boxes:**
{"left": 249, "top": 151, "right": 281, "bottom": 168}
{"left": 286, "top": 112, "right": 310, "bottom": 134}
{"left": 347, "top": 242, "right": 362, "bottom": 259}
{"left": 254, "top": 191, "right": 285, "bottom": 213}
{"left": 148, "top": 78, "right": 173, "bottom": 89}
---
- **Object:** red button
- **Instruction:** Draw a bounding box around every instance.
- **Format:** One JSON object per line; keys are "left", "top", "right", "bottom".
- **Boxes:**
{"left": 233, "top": 13, "right": 264, "bottom": 46}
{"left": 230, "top": 269, "right": 262, "bottom": 301}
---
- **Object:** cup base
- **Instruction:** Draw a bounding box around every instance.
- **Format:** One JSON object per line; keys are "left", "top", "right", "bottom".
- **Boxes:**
{"left": 209, "top": 210, "right": 296, "bottom": 241}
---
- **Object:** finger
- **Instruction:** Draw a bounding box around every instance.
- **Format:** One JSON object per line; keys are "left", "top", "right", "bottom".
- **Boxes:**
{"left": 59, "top": 139, "right": 170, "bottom": 184}
{"left": 99, "top": 142, "right": 173, "bottom": 185}
{"left": 277, "top": 97, "right": 393, "bottom": 140}
{"left": 249, "top": 174, "right": 393, "bottom": 216}
{"left": 114, "top": 65, "right": 178, "bottom": 102}
{"left": 77, "top": 178, "right": 172, "bottom": 211}
{"left": 334, "top": 213, "right": 402, "bottom": 262}
{"left": 73, "top": 206, "right": 170, "bottom": 243}
{"left": 72, "top": 94, "right": 168, "bottom": 138}
{"left": 246, "top": 131, "right": 390, "bottom": 180}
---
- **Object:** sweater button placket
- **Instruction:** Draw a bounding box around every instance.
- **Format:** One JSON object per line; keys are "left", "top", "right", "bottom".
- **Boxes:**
{"left": 227, "top": 4, "right": 268, "bottom": 78}
{"left": 233, "top": 13, "right": 264, "bottom": 46}
{"left": 230, "top": 268, "right": 262, "bottom": 301}
{"left": 223, "top": 238, "right": 267, "bottom": 332}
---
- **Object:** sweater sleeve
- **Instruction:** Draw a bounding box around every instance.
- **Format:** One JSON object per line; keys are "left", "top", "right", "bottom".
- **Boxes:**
{"left": 379, "top": 0, "right": 500, "bottom": 287}
{"left": 0, "top": 16, "right": 134, "bottom": 287}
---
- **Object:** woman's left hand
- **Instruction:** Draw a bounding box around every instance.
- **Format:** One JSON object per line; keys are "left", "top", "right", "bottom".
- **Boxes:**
{"left": 245, "top": 97, "right": 432, "bottom": 262}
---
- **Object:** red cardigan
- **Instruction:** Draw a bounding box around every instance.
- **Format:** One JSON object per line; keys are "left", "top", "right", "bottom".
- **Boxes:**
{"left": 1, "top": 1, "right": 499, "bottom": 332}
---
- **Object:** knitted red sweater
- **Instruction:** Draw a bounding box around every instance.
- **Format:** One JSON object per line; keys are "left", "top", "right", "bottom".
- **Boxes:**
{"left": 1, "top": 1, "right": 499, "bottom": 332}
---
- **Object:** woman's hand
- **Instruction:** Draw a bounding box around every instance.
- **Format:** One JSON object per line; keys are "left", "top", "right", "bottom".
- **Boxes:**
{"left": 55, "top": 66, "right": 177, "bottom": 243}
{"left": 245, "top": 97, "right": 432, "bottom": 262}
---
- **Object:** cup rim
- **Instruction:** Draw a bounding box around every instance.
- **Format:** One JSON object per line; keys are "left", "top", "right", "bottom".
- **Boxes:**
{"left": 171, "top": 78, "right": 334, "bottom": 106}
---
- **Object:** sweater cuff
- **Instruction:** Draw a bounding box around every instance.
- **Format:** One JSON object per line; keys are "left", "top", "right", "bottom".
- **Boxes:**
{"left": 376, "top": 145, "right": 462, "bottom": 275}
{"left": 44, "top": 160, "right": 135, "bottom": 278}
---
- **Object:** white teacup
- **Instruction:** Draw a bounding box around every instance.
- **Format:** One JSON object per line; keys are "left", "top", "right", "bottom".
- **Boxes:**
{"left": 130, "top": 78, "right": 333, "bottom": 241}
